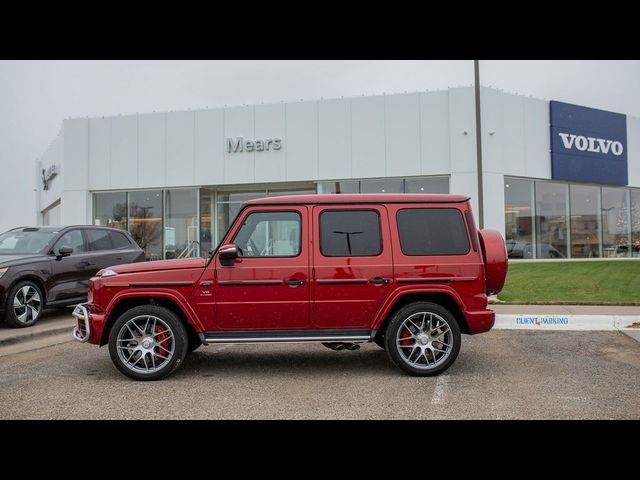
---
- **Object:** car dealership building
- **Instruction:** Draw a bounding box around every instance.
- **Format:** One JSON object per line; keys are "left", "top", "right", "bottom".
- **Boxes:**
{"left": 35, "top": 86, "right": 640, "bottom": 261}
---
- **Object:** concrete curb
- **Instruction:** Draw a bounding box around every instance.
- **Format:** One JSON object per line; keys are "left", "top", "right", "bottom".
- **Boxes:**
{"left": 0, "top": 322, "right": 75, "bottom": 348}
{"left": 494, "top": 314, "right": 640, "bottom": 332}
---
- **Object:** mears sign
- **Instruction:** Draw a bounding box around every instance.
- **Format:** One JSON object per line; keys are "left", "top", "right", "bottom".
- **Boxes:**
{"left": 227, "top": 137, "right": 282, "bottom": 153}
{"left": 550, "top": 101, "right": 628, "bottom": 186}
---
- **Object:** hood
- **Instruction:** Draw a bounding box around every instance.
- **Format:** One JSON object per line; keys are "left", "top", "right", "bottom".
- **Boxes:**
{"left": 104, "top": 257, "right": 207, "bottom": 275}
{"left": 0, "top": 254, "right": 49, "bottom": 267}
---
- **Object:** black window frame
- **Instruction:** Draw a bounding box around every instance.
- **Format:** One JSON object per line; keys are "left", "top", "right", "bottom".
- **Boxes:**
{"left": 231, "top": 209, "right": 303, "bottom": 259}
{"left": 319, "top": 208, "right": 383, "bottom": 258}
{"left": 396, "top": 207, "right": 471, "bottom": 257}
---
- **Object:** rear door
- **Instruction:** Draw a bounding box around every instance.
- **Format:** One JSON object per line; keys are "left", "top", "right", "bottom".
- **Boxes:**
{"left": 311, "top": 205, "right": 394, "bottom": 329}
{"left": 85, "top": 229, "right": 136, "bottom": 270}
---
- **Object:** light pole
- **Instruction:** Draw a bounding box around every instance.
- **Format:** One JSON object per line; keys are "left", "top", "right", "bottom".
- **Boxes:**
{"left": 474, "top": 60, "right": 484, "bottom": 229}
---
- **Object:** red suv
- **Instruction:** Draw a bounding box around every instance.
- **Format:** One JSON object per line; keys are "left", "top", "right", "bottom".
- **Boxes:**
{"left": 72, "top": 194, "right": 507, "bottom": 381}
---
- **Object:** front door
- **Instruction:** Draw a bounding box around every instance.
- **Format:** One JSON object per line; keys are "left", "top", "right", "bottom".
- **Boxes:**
{"left": 312, "top": 205, "right": 394, "bottom": 329}
{"left": 215, "top": 206, "right": 310, "bottom": 330}
{"left": 47, "top": 229, "right": 97, "bottom": 302}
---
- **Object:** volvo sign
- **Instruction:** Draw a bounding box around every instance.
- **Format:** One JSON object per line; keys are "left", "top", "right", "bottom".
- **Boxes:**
{"left": 550, "top": 101, "right": 628, "bottom": 186}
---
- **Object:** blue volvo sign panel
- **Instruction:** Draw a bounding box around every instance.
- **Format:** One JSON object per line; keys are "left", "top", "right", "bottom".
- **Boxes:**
{"left": 550, "top": 101, "right": 628, "bottom": 186}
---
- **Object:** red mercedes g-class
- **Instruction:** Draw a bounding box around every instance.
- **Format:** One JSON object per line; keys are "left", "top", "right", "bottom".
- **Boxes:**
{"left": 72, "top": 194, "right": 507, "bottom": 381}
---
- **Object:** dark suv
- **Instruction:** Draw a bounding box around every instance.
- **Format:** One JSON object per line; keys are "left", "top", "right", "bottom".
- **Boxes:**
{"left": 0, "top": 226, "right": 145, "bottom": 328}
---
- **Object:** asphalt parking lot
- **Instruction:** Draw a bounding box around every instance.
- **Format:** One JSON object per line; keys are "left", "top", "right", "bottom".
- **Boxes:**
{"left": 0, "top": 326, "right": 638, "bottom": 419}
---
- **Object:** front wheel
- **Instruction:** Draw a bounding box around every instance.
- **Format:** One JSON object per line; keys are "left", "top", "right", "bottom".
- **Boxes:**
{"left": 4, "top": 281, "right": 44, "bottom": 328}
{"left": 384, "top": 302, "right": 461, "bottom": 377}
{"left": 108, "top": 305, "right": 188, "bottom": 381}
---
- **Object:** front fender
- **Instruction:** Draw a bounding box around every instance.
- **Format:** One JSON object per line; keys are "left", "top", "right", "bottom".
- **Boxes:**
{"left": 104, "top": 288, "right": 205, "bottom": 332}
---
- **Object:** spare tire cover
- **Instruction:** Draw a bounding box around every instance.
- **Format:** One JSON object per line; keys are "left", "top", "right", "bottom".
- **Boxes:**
{"left": 478, "top": 229, "right": 508, "bottom": 295}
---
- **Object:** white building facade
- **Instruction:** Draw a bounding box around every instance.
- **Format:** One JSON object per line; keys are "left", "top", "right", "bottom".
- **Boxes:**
{"left": 35, "top": 86, "right": 640, "bottom": 260}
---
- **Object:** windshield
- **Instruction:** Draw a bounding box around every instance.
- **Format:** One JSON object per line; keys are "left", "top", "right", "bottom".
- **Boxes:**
{"left": 0, "top": 230, "right": 57, "bottom": 255}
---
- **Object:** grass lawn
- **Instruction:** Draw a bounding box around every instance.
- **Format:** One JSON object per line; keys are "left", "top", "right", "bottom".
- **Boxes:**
{"left": 497, "top": 260, "right": 640, "bottom": 305}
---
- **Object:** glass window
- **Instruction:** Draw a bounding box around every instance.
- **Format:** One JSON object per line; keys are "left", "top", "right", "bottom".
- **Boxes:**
{"left": 267, "top": 188, "right": 315, "bottom": 197}
{"left": 0, "top": 230, "right": 57, "bottom": 255}
{"left": 396, "top": 208, "right": 469, "bottom": 256}
{"left": 93, "top": 192, "right": 127, "bottom": 230}
{"left": 53, "top": 230, "right": 85, "bottom": 254}
{"left": 320, "top": 210, "right": 381, "bottom": 257}
{"left": 217, "top": 201, "right": 246, "bottom": 246}
{"left": 233, "top": 211, "right": 301, "bottom": 257}
{"left": 632, "top": 190, "right": 640, "bottom": 258}
{"left": 360, "top": 179, "right": 403, "bottom": 194}
{"left": 504, "top": 179, "right": 535, "bottom": 259}
{"left": 318, "top": 181, "right": 359, "bottom": 194}
{"left": 109, "top": 231, "right": 130, "bottom": 249}
{"left": 404, "top": 177, "right": 449, "bottom": 194}
{"left": 200, "top": 188, "right": 214, "bottom": 256}
{"left": 86, "top": 229, "right": 113, "bottom": 251}
{"left": 570, "top": 185, "right": 601, "bottom": 258}
{"left": 128, "top": 190, "right": 163, "bottom": 261}
{"left": 601, "top": 187, "right": 630, "bottom": 258}
{"left": 535, "top": 181, "right": 569, "bottom": 259}
{"left": 164, "top": 189, "right": 198, "bottom": 259}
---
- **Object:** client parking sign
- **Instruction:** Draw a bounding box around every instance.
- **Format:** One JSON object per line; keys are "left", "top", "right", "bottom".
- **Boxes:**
{"left": 550, "top": 101, "right": 628, "bottom": 186}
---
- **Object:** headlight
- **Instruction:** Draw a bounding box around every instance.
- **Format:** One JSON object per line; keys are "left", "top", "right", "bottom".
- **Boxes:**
{"left": 101, "top": 269, "right": 118, "bottom": 278}
{"left": 0, "top": 268, "right": 8, "bottom": 279}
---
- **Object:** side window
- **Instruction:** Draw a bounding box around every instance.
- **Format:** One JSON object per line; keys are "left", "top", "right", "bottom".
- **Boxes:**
{"left": 232, "top": 211, "right": 301, "bottom": 257}
{"left": 109, "top": 231, "right": 130, "bottom": 249}
{"left": 53, "top": 230, "right": 86, "bottom": 254}
{"left": 396, "top": 208, "right": 470, "bottom": 256}
{"left": 320, "top": 210, "right": 381, "bottom": 257}
{"left": 86, "top": 229, "right": 114, "bottom": 251}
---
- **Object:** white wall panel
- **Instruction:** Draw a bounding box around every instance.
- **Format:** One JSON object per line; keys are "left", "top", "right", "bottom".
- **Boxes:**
{"left": 628, "top": 116, "right": 640, "bottom": 187}
{"left": 195, "top": 109, "right": 225, "bottom": 185}
{"left": 285, "top": 101, "right": 318, "bottom": 181}
{"left": 166, "top": 111, "right": 195, "bottom": 187}
{"left": 63, "top": 118, "right": 89, "bottom": 192}
{"left": 351, "top": 95, "right": 385, "bottom": 178}
{"left": 88, "top": 118, "right": 110, "bottom": 190}
{"left": 39, "top": 130, "right": 64, "bottom": 210}
{"left": 448, "top": 87, "right": 477, "bottom": 173}
{"left": 61, "top": 190, "right": 91, "bottom": 225}
{"left": 479, "top": 87, "right": 503, "bottom": 174}
{"left": 386, "top": 93, "right": 421, "bottom": 177}
{"left": 224, "top": 106, "right": 254, "bottom": 184}
{"left": 420, "top": 91, "right": 451, "bottom": 175}
{"left": 110, "top": 116, "right": 138, "bottom": 189}
{"left": 450, "top": 172, "right": 479, "bottom": 221}
{"left": 523, "top": 96, "right": 551, "bottom": 179}
{"left": 254, "top": 103, "right": 286, "bottom": 183}
{"left": 138, "top": 113, "right": 166, "bottom": 189}
{"left": 318, "top": 99, "right": 351, "bottom": 179}
{"left": 482, "top": 172, "right": 506, "bottom": 236}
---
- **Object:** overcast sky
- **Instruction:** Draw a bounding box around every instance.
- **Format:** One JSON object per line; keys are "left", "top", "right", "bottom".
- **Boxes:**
{"left": 1, "top": 60, "right": 639, "bottom": 232}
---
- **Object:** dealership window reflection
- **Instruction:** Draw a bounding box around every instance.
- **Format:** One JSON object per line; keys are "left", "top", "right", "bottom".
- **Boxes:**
{"left": 164, "top": 189, "right": 198, "bottom": 259}
{"left": 535, "top": 181, "right": 569, "bottom": 258}
{"left": 504, "top": 179, "right": 535, "bottom": 259}
{"left": 93, "top": 192, "right": 127, "bottom": 230}
{"left": 570, "top": 185, "right": 601, "bottom": 258}
{"left": 128, "top": 191, "right": 163, "bottom": 261}
{"left": 601, "top": 187, "right": 630, "bottom": 257}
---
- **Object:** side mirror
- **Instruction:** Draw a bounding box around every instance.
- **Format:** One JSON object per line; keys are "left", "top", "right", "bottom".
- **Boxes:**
{"left": 218, "top": 243, "right": 238, "bottom": 266}
{"left": 56, "top": 246, "right": 73, "bottom": 260}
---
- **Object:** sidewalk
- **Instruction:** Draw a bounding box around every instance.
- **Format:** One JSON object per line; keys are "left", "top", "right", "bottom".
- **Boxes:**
{"left": 0, "top": 309, "right": 74, "bottom": 348}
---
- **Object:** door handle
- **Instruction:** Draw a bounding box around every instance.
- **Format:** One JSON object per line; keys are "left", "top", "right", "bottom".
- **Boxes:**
{"left": 285, "top": 279, "right": 306, "bottom": 286}
{"left": 369, "top": 277, "right": 391, "bottom": 285}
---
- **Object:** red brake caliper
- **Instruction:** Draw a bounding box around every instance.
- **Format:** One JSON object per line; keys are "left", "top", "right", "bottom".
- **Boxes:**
{"left": 401, "top": 330, "right": 412, "bottom": 346}
{"left": 156, "top": 325, "right": 170, "bottom": 359}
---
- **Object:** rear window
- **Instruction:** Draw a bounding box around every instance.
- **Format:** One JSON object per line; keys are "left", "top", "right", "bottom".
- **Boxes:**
{"left": 86, "top": 229, "right": 113, "bottom": 251}
{"left": 320, "top": 210, "right": 381, "bottom": 257}
{"left": 396, "top": 208, "right": 470, "bottom": 256}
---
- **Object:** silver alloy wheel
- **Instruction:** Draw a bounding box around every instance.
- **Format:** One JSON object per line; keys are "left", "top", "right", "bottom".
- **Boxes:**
{"left": 13, "top": 286, "right": 41, "bottom": 324}
{"left": 116, "top": 315, "right": 175, "bottom": 374}
{"left": 396, "top": 311, "right": 453, "bottom": 370}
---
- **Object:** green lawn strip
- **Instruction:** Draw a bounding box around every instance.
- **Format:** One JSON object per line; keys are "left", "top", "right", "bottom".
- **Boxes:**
{"left": 497, "top": 261, "right": 640, "bottom": 305}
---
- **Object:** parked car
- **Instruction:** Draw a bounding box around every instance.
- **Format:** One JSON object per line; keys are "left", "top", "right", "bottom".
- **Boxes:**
{"left": 72, "top": 194, "right": 508, "bottom": 381}
{"left": 506, "top": 240, "right": 566, "bottom": 259}
{"left": 0, "top": 226, "right": 145, "bottom": 328}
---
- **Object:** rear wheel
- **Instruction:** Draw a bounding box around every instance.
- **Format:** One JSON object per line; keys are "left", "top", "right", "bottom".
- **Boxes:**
{"left": 385, "top": 302, "right": 461, "bottom": 377}
{"left": 108, "top": 305, "right": 188, "bottom": 381}
{"left": 3, "top": 281, "right": 44, "bottom": 328}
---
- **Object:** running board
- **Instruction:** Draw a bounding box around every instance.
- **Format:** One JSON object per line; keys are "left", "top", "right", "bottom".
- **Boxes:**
{"left": 201, "top": 329, "right": 375, "bottom": 345}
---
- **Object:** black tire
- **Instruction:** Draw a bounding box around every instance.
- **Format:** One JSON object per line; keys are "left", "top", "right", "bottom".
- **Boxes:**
{"left": 108, "top": 305, "right": 188, "bottom": 381}
{"left": 3, "top": 280, "right": 44, "bottom": 328}
{"left": 384, "top": 302, "right": 461, "bottom": 377}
